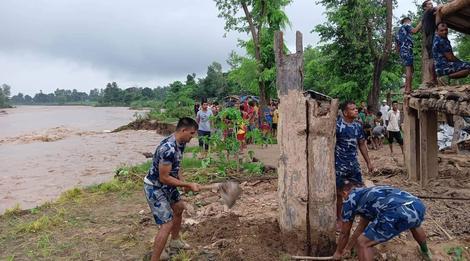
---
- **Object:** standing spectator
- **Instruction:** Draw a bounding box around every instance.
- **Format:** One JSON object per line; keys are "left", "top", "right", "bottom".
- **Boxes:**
{"left": 237, "top": 105, "right": 248, "bottom": 152}
{"left": 193, "top": 102, "right": 200, "bottom": 116}
{"left": 335, "top": 101, "right": 374, "bottom": 231}
{"left": 247, "top": 101, "right": 256, "bottom": 131}
{"left": 196, "top": 100, "right": 213, "bottom": 154}
{"left": 379, "top": 100, "right": 390, "bottom": 126}
{"left": 253, "top": 101, "right": 260, "bottom": 128}
{"left": 271, "top": 104, "right": 279, "bottom": 137}
{"left": 260, "top": 119, "right": 271, "bottom": 148}
{"left": 371, "top": 112, "right": 386, "bottom": 150}
{"left": 386, "top": 101, "right": 404, "bottom": 154}
{"left": 262, "top": 105, "right": 273, "bottom": 129}
{"left": 358, "top": 108, "right": 366, "bottom": 124}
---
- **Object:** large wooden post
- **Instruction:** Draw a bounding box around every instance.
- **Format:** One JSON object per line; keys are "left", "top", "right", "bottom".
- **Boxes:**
{"left": 419, "top": 110, "right": 438, "bottom": 186}
{"left": 307, "top": 99, "right": 338, "bottom": 256}
{"left": 404, "top": 105, "right": 420, "bottom": 181}
{"left": 275, "top": 31, "right": 308, "bottom": 254}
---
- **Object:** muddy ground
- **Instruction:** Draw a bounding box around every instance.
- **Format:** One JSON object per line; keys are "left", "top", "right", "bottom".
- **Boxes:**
{"left": 1, "top": 144, "right": 469, "bottom": 260}
{"left": 179, "top": 145, "right": 470, "bottom": 260}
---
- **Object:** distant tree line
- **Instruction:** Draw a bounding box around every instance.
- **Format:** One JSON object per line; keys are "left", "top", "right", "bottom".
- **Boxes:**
{"left": 6, "top": 59, "right": 261, "bottom": 108}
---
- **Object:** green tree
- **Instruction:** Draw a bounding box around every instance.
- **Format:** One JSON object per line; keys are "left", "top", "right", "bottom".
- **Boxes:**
{"left": 197, "top": 62, "right": 230, "bottom": 99}
{"left": 214, "top": 0, "right": 291, "bottom": 108}
{"left": 0, "top": 84, "right": 11, "bottom": 107}
{"left": 315, "top": 0, "right": 395, "bottom": 110}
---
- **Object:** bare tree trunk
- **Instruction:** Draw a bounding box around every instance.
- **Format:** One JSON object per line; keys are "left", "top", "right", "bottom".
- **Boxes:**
{"left": 241, "top": 1, "right": 269, "bottom": 110}
{"left": 366, "top": 0, "right": 392, "bottom": 111}
{"left": 367, "top": 59, "right": 385, "bottom": 112}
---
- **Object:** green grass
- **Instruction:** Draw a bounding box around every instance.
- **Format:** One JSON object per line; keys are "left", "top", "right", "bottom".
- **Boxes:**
{"left": 3, "top": 204, "right": 22, "bottom": 218}
{"left": 181, "top": 158, "right": 202, "bottom": 169}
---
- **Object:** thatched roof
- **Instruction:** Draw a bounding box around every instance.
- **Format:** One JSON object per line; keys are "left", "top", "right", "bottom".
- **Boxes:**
{"left": 440, "top": 0, "right": 470, "bottom": 34}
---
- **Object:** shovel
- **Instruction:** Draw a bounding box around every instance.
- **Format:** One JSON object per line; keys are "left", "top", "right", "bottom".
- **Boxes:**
{"left": 199, "top": 181, "right": 242, "bottom": 208}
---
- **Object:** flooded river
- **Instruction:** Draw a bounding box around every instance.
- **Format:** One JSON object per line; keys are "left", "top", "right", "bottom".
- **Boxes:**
{"left": 0, "top": 106, "right": 162, "bottom": 213}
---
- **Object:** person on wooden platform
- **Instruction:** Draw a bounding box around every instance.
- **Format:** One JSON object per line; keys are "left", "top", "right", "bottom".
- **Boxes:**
{"left": 395, "top": 17, "right": 420, "bottom": 94}
{"left": 335, "top": 101, "right": 374, "bottom": 231}
{"left": 333, "top": 183, "right": 432, "bottom": 261}
{"left": 433, "top": 22, "right": 470, "bottom": 82}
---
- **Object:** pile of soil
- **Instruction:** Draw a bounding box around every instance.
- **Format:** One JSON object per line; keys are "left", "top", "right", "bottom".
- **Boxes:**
{"left": 113, "top": 118, "right": 176, "bottom": 135}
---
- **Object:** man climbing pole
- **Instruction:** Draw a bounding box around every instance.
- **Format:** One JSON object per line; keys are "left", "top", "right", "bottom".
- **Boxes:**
{"left": 333, "top": 183, "right": 432, "bottom": 261}
{"left": 335, "top": 101, "right": 374, "bottom": 230}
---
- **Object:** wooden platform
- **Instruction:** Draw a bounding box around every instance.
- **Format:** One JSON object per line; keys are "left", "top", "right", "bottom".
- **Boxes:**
{"left": 408, "top": 85, "right": 470, "bottom": 117}
{"left": 440, "top": 0, "right": 470, "bottom": 34}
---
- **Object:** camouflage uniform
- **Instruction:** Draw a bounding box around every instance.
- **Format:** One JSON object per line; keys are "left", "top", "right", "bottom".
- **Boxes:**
{"left": 342, "top": 186, "right": 426, "bottom": 243}
{"left": 144, "top": 134, "right": 185, "bottom": 225}
{"left": 433, "top": 35, "right": 470, "bottom": 77}
{"left": 396, "top": 24, "right": 414, "bottom": 66}
{"left": 335, "top": 118, "right": 365, "bottom": 189}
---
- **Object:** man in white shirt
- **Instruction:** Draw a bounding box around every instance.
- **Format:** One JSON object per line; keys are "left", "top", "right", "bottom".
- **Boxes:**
{"left": 387, "top": 101, "right": 403, "bottom": 154}
{"left": 379, "top": 100, "right": 390, "bottom": 126}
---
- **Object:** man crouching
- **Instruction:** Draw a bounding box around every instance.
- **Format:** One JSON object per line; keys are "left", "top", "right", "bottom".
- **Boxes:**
{"left": 144, "top": 117, "right": 201, "bottom": 260}
{"left": 333, "top": 183, "right": 432, "bottom": 261}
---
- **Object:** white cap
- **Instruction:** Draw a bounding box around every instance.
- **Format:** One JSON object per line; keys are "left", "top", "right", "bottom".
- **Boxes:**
{"left": 382, "top": 99, "right": 387, "bottom": 103}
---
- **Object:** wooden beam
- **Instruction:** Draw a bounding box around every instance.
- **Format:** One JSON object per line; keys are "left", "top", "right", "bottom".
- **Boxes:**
{"left": 419, "top": 110, "right": 438, "bottom": 186}
{"left": 440, "top": 0, "right": 470, "bottom": 17}
{"left": 306, "top": 99, "right": 338, "bottom": 256}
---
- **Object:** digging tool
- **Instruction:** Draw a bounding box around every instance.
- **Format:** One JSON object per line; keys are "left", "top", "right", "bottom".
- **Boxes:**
{"left": 200, "top": 181, "right": 242, "bottom": 208}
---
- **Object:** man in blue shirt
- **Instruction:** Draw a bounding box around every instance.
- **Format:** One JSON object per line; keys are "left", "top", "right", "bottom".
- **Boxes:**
{"left": 144, "top": 117, "right": 201, "bottom": 261}
{"left": 396, "top": 17, "right": 419, "bottom": 94}
{"left": 333, "top": 183, "right": 431, "bottom": 261}
{"left": 433, "top": 22, "right": 470, "bottom": 80}
{"left": 335, "top": 101, "right": 373, "bottom": 230}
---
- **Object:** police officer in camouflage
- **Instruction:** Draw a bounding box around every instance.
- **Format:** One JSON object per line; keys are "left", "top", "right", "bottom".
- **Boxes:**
{"left": 333, "top": 183, "right": 431, "bottom": 261}
{"left": 144, "top": 117, "right": 201, "bottom": 261}
{"left": 335, "top": 101, "right": 374, "bottom": 231}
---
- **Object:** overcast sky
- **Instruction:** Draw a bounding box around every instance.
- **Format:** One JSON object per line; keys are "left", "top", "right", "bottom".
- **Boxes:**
{"left": 0, "top": 0, "right": 416, "bottom": 96}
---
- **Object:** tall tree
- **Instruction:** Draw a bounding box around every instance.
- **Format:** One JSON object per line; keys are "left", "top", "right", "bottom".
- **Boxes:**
{"left": 315, "top": 0, "right": 395, "bottom": 110}
{"left": 214, "top": 0, "right": 291, "bottom": 108}
{"left": 365, "top": 0, "right": 393, "bottom": 111}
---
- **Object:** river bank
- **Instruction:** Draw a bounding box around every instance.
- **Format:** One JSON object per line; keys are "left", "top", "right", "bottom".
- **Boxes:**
{"left": 1, "top": 145, "right": 469, "bottom": 260}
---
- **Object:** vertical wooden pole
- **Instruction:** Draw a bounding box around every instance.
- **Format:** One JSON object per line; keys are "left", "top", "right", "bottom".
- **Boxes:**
{"left": 307, "top": 99, "right": 338, "bottom": 256}
{"left": 419, "top": 110, "right": 438, "bottom": 186}
{"left": 275, "top": 31, "right": 308, "bottom": 255}
{"left": 422, "top": 34, "right": 433, "bottom": 84}
{"left": 404, "top": 105, "right": 420, "bottom": 181}
{"left": 451, "top": 115, "right": 464, "bottom": 152}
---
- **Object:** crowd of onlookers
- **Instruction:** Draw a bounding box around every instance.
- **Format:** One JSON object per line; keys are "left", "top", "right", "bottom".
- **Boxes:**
{"left": 194, "top": 98, "right": 279, "bottom": 153}
{"left": 354, "top": 100, "right": 404, "bottom": 154}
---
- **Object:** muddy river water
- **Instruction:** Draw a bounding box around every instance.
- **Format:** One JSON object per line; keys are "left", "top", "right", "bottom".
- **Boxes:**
{"left": 0, "top": 106, "right": 163, "bottom": 213}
